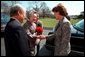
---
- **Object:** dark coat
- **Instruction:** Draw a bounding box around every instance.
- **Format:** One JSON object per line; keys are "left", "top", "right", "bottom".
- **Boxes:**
{"left": 4, "top": 18, "right": 31, "bottom": 56}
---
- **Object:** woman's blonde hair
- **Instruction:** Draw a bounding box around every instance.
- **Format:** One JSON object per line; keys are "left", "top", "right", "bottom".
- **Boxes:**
{"left": 26, "top": 10, "right": 39, "bottom": 19}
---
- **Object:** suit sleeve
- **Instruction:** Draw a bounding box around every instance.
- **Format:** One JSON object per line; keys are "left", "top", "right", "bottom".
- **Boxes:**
{"left": 46, "top": 34, "right": 56, "bottom": 40}
{"left": 15, "top": 26, "right": 31, "bottom": 56}
{"left": 46, "top": 32, "right": 56, "bottom": 47}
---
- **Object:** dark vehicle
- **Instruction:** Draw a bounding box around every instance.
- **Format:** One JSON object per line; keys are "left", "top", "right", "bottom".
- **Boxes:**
{"left": 70, "top": 19, "right": 84, "bottom": 51}
{"left": 1, "top": 13, "right": 10, "bottom": 37}
{"left": 45, "top": 19, "right": 84, "bottom": 55}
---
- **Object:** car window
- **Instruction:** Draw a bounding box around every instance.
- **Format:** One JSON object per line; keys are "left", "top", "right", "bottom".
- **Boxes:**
{"left": 1, "top": 13, "right": 10, "bottom": 24}
{"left": 73, "top": 19, "right": 84, "bottom": 32}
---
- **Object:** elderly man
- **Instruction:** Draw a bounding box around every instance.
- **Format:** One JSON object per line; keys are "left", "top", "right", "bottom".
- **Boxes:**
{"left": 4, "top": 4, "right": 31, "bottom": 56}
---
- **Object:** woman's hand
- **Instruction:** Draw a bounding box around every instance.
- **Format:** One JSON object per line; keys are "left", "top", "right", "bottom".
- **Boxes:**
{"left": 36, "top": 35, "right": 47, "bottom": 40}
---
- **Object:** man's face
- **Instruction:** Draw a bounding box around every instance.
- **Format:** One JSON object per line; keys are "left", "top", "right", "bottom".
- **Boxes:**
{"left": 18, "top": 10, "right": 26, "bottom": 23}
{"left": 30, "top": 14, "right": 38, "bottom": 23}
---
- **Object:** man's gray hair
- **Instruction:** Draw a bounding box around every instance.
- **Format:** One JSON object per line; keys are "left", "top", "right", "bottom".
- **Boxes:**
{"left": 10, "top": 4, "right": 26, "bottom": 17}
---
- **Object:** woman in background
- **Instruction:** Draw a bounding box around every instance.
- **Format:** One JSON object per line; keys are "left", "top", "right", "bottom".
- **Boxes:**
{"left": 23, "top": 10, "right": 43, "bottom": 56}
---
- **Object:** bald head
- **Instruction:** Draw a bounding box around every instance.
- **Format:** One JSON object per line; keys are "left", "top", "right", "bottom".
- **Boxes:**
{"left": 10, "top": 4, "right": 26, "bottom": 17}
{"left": 10, "top": 4, "right": 26, "bottom": 23}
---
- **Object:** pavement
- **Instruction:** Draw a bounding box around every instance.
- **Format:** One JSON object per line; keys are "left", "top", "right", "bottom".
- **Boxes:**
{"left": 1, "top": 37, "right": 6, "bottom": 56}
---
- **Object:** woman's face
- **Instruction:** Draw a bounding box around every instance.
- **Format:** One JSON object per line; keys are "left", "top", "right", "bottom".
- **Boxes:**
{"left": 32, "top": 14, "right": 38, "bottom": 23}
{"left": 54, "top": 12, "right": 61, "bottom": 20}
{"left": 30, "top": 14, "right": 38, "bottom": 23}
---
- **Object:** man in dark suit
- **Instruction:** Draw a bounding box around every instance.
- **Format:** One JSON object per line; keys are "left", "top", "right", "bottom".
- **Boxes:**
{"left": 4, "top": 4, "right": 31, "bottom": 56}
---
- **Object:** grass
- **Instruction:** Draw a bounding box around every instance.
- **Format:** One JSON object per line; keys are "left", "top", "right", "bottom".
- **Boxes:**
{"left": 40, "top": 18, "right": 57, "bottom": 28}
{"left": 70, "top": 19, "right": 81, "bottom": 25}
{"left": 22, "top": 17, "right": 81, "bottom": 28}
{"left": 39, "top": 18, "right": 81, "bottom": 28}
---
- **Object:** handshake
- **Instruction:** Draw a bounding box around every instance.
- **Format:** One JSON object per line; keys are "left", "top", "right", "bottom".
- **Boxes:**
{"left": 36, "top": 35, "right": 47, "bottom": 40}
{"left": 35, "top": 35, "right": 47, "bottom": 45}
{"left": 31, "top": 33, "right": 47, "bottom": 45}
